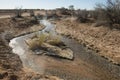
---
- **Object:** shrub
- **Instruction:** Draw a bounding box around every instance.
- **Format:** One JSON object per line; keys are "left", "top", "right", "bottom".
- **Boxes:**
{"left": 77, "top": 16, "right": 88, "bottom": 23}
{"left": 58, "top": 7, "right": 71, "bottom": 15}
{"left": 76, "top": 9, "right": 89, "bottom": 23}
{"left": 69, "top": 5, "right": 75, "bottom": 16}
{"left": 30, "top": 10, "right": 35, "bottom": 17}
{"left": 47, "top": 33, "right": 62, "bottom": 46}
{"left": 36, "top": 13, "right": 43, "bottom": 19}
{"left": 25, "top": 32, "right": 62, "bottom": 50}
{"left": 95, "top": 0, "right": 120, "bottom": 27}
{"left": 30, "top": 17, "right": 39, "bottom": 24}
{"left": 25, "top": 33, "right": 48, "bottom": 50}
{"left": 15, "top": 8, "right": 22, "bottom": 18}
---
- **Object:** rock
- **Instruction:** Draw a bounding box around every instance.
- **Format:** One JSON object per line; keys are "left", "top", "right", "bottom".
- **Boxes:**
{"left": 25, "top": 36, "right": 74, "bottom": 60}
{"left": 42, "top": 43, "right": 73, "bottom": 60}
{"left": 34, "top": 49, "right": 46, "bottom": 55}
{"left": 49, "top": 76, "right": 64, "bottom": 80}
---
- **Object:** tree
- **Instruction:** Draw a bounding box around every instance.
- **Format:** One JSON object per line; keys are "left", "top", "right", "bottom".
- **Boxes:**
{"left": 95, "top": 0, "right": 120, "bottom": 26}
{"left": 69, "top": 5, "right": 74, "bottom": 16}
{"left": 58, "top": 7, "right": 70, "bottom": 15}
{"left": 69, "top": 5, "right": 74, "bottom": 11}
{"left": 30, "top": 10, "right": 35, "bottom": 17}
{"left": 15, "top": 6, "right": 23, "bottom": 18}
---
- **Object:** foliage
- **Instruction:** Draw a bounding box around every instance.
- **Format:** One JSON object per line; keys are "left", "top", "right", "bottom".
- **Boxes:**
{"left": 58, "top": 7, "right": 71, "bottom": 15}
{"left": 26, "top": 32, "right": 48, "bottom": 50}
{"left": 77, "top": 9, "right": 89, "bottom": 23}
{"left": 30, "top": 10, "right": 35, "bottom": 17}
{"left": 47, "top": 32, "right": 62, "bottom": 45}
{"left": 14, "top": 7, "right": 23, "bottom": 18}
{"left": 26, "top": 32, "right": 62, "bottom": 50}
{"left": 69, "top": 5, "right": 74, "bottom": 10}
{"left": 95, "top": 0, "right": 120, "bottom": 27}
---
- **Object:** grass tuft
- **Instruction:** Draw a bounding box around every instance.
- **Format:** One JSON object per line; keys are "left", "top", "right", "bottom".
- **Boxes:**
{"left": 25, "top": 32, "right": 62, "bottom": 50}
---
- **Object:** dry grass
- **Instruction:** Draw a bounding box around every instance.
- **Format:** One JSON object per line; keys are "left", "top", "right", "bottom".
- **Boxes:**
{"left": 25, "top": 32, "right": 62, "bottom": 50}
{"left": 47, "top": 32, "right": 62, "bottom": 45}
{"left": 25, "top": 33, "right": 48, "bottom": 50}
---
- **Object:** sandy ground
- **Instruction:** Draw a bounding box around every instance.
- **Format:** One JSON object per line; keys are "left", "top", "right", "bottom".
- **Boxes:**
{"left": 54, "top": 18, "right": 120, "bottom": 65}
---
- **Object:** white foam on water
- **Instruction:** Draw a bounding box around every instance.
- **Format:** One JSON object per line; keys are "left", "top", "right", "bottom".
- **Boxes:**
{"left": 40, "top": 20, "right": 55, "bottom": 33}
{"left": 9, "top": 37, "right": 25, "bottom": 55}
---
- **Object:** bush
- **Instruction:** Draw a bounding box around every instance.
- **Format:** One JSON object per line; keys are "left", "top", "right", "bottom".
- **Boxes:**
{"left": 25, "top": 32, "right": 62, "bottom": 50}
{"left": 76, "top": 9, "right": 89, "bottom": 23}
{"left": 46, "top": 33, "right": 62, "bottom": 46}
{"left": 36, "top": 13, "right": 43, "bottom": 19}
{"left": 15, "top": 9, "right": 22, "bottom": 18}
{"left": 77, "top": 16, "right": 88, "bottom": 23}
{"left": 30, "top": 10, "right": 35, "bottom": 17}
{"left": 95, "top": 0, "right": 120, "bottom": 27}
{"left": 58, "top": 7, "right": 71, "bottom": 15}
{"left": 30, "top": 17, "right": 39, "bottom": 24}
{"left": 25, "top": 33, "right": 48, "bottom": 50}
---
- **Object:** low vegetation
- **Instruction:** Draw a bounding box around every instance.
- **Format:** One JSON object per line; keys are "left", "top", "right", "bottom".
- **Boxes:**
{"left": 30, "top": 10, "right": 35, "bottom": 17}
{"left": 46, "top": 32, "right": 62, "bottom": 45}
{"left": 95, "top": 0, "right": 120, "bottom": 29}
{"left": 14, "top": 8, "right": 23, "bottom": 18}
{"left": 25, "top": 32, "right": 62, "bottom": 50}
{"left": 25, "top": 33, "right": 47, "bottom": 50}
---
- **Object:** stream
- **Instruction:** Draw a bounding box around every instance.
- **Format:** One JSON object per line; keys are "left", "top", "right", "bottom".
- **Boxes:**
{"left": 9, "top": 20, "right": 120, "bottom": 80}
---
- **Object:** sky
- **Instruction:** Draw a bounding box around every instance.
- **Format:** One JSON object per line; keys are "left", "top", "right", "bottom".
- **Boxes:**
{"left": 0, "top": 0, "right": 106, "bottom": 10}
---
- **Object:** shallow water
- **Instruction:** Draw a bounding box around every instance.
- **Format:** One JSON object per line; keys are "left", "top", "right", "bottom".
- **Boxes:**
{"left": 9, "top": 20, "right": 120, "bottom": 80}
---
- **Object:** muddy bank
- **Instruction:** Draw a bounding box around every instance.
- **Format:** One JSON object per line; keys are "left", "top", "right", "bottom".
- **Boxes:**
{"left": 54, "top": 18, "right": 120, "bottom": 64}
